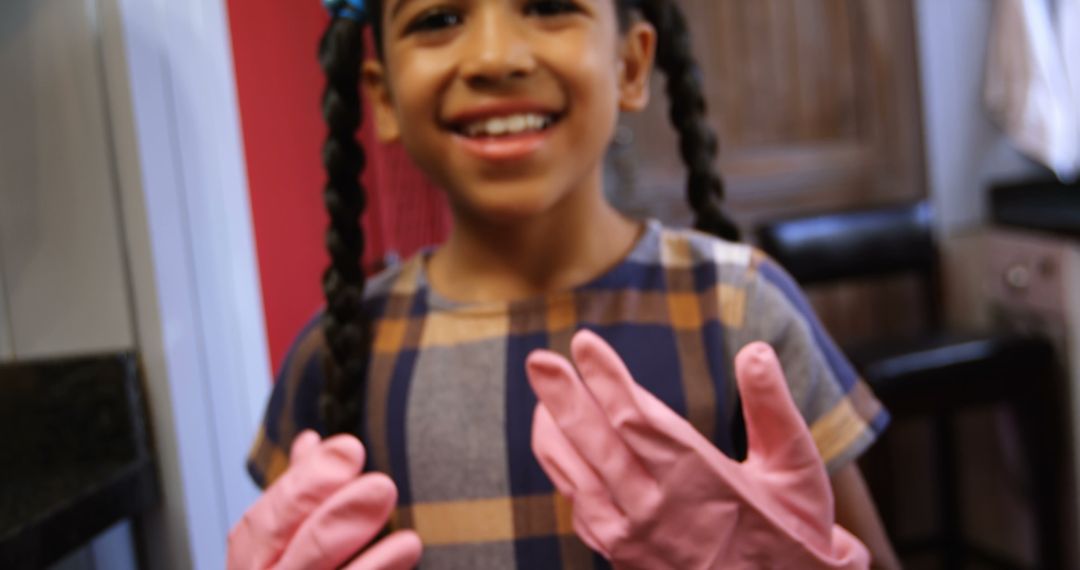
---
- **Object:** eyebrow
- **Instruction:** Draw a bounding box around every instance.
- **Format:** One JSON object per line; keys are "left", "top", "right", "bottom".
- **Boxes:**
{"left": 388, "top": 0, "right": 420, "bottom": 20}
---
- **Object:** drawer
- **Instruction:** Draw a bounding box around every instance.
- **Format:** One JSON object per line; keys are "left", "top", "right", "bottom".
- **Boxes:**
{"left": 984, "top": 231, "right": 1068, "bottom": 315}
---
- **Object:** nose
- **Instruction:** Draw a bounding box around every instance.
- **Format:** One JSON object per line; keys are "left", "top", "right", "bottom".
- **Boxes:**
{"left": 459, "top": 6, "right": 536, "bottom": 86}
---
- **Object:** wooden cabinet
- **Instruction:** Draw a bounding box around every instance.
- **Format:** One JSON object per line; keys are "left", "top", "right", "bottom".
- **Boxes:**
{"left": 944, "top": 227, "right": 1080, "bottom": 567}
{"left": 612, "top": 0, "right": 926, "bottom": 230}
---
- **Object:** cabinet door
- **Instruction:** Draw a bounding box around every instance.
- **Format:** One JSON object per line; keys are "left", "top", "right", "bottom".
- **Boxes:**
{"left": 615, "top": 0, "right": 925, "bottom": 229}
{"left": 0, "top": 0, "right": 134, "bottom": 359}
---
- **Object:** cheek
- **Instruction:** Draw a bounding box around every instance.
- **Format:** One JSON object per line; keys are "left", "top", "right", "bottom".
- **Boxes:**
{"left": 384, "top": 63, "right": 448, "bottom": 149}
{"left": 547, "top": 31, "right": 624, "bottom": 110}
{"left": 566, "top": 60, "right": 622, "bottom": 142}
{"left": 384, "top": 49, "right": 453, "bottom": 116}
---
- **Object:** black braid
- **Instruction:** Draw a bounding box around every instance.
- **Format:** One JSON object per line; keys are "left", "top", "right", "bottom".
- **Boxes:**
{"left": 318, "top": 16, "right": 370, "bottom": 437}
{"left": 632, "top": 0, "right": 740, "bottom": 241}
{"left": 624, "top": 0, "right": 745, "bottom": 459}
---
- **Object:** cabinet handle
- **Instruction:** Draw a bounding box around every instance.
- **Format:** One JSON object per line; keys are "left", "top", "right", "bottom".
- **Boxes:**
{"left": 1005, "top": 264, "right": 1031, "bottom": 291}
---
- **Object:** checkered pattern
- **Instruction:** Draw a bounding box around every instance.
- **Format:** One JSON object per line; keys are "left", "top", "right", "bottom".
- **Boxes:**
{"left": 247, "top": 220, "right": 890, "bottom": 569}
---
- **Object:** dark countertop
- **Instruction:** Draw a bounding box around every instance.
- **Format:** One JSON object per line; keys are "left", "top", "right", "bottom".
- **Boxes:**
{"left": 992, "top": 179, "right": 1080, "bottom": 238}
{"left": 0, "top": 353, "right": 159, "bottom": 568}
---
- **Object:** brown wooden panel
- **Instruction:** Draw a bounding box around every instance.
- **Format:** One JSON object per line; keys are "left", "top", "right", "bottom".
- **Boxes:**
{"left": 612, "top": 0, "right": 926, "bottom": 230}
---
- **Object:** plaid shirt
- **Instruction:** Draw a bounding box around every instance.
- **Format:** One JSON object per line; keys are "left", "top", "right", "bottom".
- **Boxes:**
{"left": 247, "top": 220, "right": 889, "bottom": 569}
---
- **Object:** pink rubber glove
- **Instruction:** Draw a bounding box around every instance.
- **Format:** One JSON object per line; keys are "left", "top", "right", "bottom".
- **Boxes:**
{"left": 227, "top": 430, "right": 423, "bottom": 570}
{"left": 526, "top": 330, "right": 870, "bottom": 569}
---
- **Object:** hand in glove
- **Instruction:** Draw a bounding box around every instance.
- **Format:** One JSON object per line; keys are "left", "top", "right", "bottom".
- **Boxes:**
{"left": 526, "top": 330, "right": 869, "bottom": 569}
{"left": 227, "top": 430, "right": 422, "bottom": 569}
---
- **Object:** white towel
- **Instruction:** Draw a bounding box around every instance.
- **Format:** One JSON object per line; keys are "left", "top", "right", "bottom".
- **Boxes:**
{"left": 985, "top": 0, "right": 1080, "bottom": 181}
{"left": 1061, "top": 0, "right": 1080, "bottom": 127}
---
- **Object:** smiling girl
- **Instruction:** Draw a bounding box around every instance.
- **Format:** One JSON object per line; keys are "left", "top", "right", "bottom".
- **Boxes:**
{"left": 230, "top": 0, "right": 901, "bottom": 568}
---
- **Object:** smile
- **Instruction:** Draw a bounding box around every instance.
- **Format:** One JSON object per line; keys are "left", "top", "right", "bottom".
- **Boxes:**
{"left": 450, "top": 113, "right": 561, "bottom": 162}
{"left": 458, "top": 113, "right": 558, "bottom": 138}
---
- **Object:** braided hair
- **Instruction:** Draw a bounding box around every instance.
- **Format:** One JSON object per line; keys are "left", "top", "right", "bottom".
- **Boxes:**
{"left": 316, "top": 0, "right": 737, "bottom": 438}
{"left": 632, "top": 0, "right": 740, "bottom": 242}
{"left": 318, "top": 9, "right": 371, "bottom": 437}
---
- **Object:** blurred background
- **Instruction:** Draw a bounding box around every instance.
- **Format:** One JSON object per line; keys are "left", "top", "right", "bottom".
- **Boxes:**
{"left": 1, "top": 0, "right": 1078, "bottom": 568}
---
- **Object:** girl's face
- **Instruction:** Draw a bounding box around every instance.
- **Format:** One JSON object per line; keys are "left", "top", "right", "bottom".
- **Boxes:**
{"left": 364, "top": 0, "right": 656, "bottom": 224}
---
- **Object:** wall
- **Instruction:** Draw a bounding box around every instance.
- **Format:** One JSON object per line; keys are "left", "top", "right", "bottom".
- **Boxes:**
{"left": 915, "top": 0, "right": 1048, "bottom": 236}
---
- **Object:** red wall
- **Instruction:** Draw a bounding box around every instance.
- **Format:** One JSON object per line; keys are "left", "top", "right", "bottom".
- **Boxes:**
{"left": 226, "top": 1, "right": 451, "bottom": 372}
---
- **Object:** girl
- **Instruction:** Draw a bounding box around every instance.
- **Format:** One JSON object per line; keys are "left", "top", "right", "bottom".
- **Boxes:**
{"left": 230, "top": 0, "right": 901, "bottom": 567}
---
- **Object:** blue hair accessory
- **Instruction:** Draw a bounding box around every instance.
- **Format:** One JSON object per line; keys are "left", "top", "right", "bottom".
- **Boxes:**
{"left": 323, "top": 0, "right": 366, "bottom": 22}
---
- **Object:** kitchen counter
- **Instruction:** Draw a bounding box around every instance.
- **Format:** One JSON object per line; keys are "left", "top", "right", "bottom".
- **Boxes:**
{"left": 0, "top": 353, "right": 158, "bottom": 568}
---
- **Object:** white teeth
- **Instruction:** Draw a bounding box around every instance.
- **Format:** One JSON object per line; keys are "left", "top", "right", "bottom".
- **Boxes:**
{"left": 507, "top": 115, "right": 526, "bottom": 132}
{"left": 487, "top": 118, "right": 508, "bottom": 136}
{"left": 463, "top": 113, "right": 553, "bottom": 137}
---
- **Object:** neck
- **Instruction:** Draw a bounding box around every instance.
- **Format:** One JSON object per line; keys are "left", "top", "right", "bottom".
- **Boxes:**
{"left": 427, "top": 179, "right": 641, "bottom": 303}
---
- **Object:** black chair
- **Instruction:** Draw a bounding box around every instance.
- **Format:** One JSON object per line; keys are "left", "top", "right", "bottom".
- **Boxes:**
{"left": 757, "top": 201, "right": 1067, "bottom": 569}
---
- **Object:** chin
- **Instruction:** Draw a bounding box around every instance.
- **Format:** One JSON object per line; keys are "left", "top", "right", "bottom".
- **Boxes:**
{"left": 448, "top": 181, "right": 570, "bottom": 226}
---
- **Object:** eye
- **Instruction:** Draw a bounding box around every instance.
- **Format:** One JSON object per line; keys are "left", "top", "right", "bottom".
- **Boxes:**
{"left": 404, "top": 7, "right": 464, "bottom": 34}
{"left": 524, "top": 0, "right": 582, "bottom": 17}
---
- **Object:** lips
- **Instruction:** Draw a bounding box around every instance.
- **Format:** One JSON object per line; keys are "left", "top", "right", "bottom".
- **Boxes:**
{"left": 443, "top": 101, "right": 565, "bottom": 161}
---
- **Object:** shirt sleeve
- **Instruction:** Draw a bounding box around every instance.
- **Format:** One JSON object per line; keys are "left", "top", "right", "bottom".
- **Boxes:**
{"left": 246, "top": 316, "right": 329, "bottom": 489}
{"left": 733, "top": 250, "right": 890, "bottom": 473}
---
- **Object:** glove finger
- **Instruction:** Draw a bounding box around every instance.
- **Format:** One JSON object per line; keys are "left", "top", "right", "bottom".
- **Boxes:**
{"left": 527, "top": 351, "right": 657, "bottom": 523}
{"left": 342, "top": 531, "right": 423, "bottom": 570}
{"left": 275, "top": 473, "right": 399, "bottom": 570}
{"left": 828, "top": 525, "right": 871, "bottom": 569}
{"left": 229, "top": 435, "right": 365, "bottom": 568}
{"left": 289, "top": 430, "right": 322, "bottom": 466}
{"left": 572, "top": 511, "right": 612, "bottom": 559}
{"left": 531, "top": 404, "right": 578, "bottom": 497}
{"left": 570, "top": 330, "right": 702, "bottom": 470}
{"left": 734, "top": 342, "right": 823, "bottom": 473}
{"left": 534, "top": 405, "right": 623, "bottom": 557}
